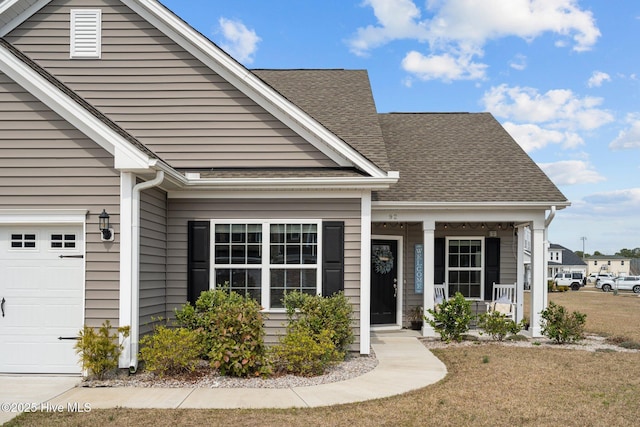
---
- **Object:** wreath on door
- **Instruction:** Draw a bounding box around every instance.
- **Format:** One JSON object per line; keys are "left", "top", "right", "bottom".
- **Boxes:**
{"left": 372, "top": 247, "right": 394, "bottom": 274}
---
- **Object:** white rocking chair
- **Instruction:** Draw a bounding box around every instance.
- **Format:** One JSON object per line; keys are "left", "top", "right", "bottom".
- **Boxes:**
{"left": 486, "top": 282, "right": 516, "bottom": 320}
{"left": 434, "top": 283, "right": 448, "bottom": 305}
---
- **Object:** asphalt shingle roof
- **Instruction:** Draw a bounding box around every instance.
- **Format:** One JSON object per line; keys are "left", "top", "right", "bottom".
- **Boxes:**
{"left": 373, "top": 113, "right": 568, "bottom": 203}
{"left": 550, "top": 244, "right": 587, "bottom": 266}
{"left": 253, "top": 69, "right": 390, "bottom": 172}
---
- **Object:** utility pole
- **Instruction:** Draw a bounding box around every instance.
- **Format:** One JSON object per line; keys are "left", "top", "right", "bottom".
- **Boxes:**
{"left": 580, "top": 236, "right": 587, "bottom": 259}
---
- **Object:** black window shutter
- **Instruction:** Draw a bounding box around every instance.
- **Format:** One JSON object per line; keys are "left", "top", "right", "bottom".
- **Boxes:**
{"left": 484, "top": 237, "right": 501, "bottom": 300}
{"left": 322, "top": 221, "right": 344, "bottom": 297}
{"left": 187, "top": 221, "right": 210, "bottom": 304}
{"left": 434, "top": 238, "right": 446, "bottom": 285}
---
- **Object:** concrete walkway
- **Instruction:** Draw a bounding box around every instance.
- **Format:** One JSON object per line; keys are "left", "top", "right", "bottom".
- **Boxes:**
{"left": 1, "top": 333, "right": 446, "bottom": 422}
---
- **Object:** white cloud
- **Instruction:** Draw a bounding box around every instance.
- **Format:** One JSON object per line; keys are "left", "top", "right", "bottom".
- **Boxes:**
{"left": 218, "top": 18, "right": 261, "bottom": 64}
{"left": 509, "top": 54, "right": 527, "bottom": 71}
{"left": 483, "top": 84, "right": 614, "bottom": 138}
{"left": 424, "top": 0, "right": 600, "bottom": 50}
{"left": 401, "top": 50, "right": 487, "bottom": 81}
{"left": 503, "top": 122, "right": 580, "bottom": 152}
{"left": 349, "top": 0, "right": 600, "bottom": 81}
{"left": 610, "top": 115, "right": 640, "bottom": 150}
{"left": 538, "top": 160, "right": 606, "bottom": 185}
{"left": 484, "top": 85, "right": 613, "bottom": 152}
{"left": 582, "top": 188, "right": 640, "bottom": 214}
{"left": 349, "top": 0, "right": 429, "bottom": 56}
{"left": 587, "top": 71, "right": 611, "bottom": 88}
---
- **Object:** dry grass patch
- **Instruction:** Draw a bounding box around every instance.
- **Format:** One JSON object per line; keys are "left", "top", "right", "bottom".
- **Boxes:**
{"left": 11, "top": 345, "right": 640, "bottom": 427}
{"left": 549, "top": 290, "right": 640, "bottom": 343}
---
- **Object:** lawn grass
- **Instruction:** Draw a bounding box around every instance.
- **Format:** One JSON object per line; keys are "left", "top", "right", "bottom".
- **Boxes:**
{"left": 10, "top": 291, "right": 640, "bottom": 427}
{"left": 549, "top": 288, "right": 640, "bottom": 342}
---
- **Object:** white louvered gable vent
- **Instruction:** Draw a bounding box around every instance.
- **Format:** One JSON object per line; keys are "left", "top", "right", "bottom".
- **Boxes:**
{"left": 70, "top": 9, "right": 102, "bottom": 59}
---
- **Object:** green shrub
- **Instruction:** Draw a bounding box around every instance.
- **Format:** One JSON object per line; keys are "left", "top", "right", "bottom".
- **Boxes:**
{"left": 477, "top": 311, "right": 524, "bottom": 341}
{"left": 283, "top": 291, "right": 354, "bottom": 355}
{"left": 270, "top": 326, "right": 340, "bottom": 376}
{"left": 270, "top": 291, "right": 354, "bottom": 376}
{"left": 75, "top": 320, "right": 130, "bottom": 380}
{"left": 425, "top": 292, "right": 473, "bottom": 343}
{"left": 175, "top": 289, "right": 269, "bottom": 377}
{"left": 540, "top": 301, "right": 587, "bottom": 344}
{"left": 139, "top": 325, "right": 203, "bottom": 377}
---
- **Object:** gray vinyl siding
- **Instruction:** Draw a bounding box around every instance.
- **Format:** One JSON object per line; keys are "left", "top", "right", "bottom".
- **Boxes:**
{"left": 167, "top": 198, "right": 362, "bottom": 349}
{"left": 0, "top": 71, "right": 121, "bottom": 328}
{"left": 6, "top": 0, "right": 334, "bottom": 169}
{"left": 371, "top": 223, "right": 517, "bottom": 327}
{"left": 139, "top": 186, "right": 167, "bottom": 335}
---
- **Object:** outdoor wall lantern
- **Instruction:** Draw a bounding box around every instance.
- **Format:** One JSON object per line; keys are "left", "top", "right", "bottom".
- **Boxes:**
{"left": 99, "top": 209, "right": 115, "bottom": 242}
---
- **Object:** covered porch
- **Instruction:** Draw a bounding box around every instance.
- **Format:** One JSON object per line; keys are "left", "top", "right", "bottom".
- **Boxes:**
{"left": 369, "top": 208, "right": 555, "bottom": 338}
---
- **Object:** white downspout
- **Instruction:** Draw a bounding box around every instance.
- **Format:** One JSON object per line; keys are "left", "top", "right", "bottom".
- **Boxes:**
{"left": 129, "top": 170, "right": 164, "bottom": 373}
{"left": 544, "top": 206, "right": 556, "bottom": 228}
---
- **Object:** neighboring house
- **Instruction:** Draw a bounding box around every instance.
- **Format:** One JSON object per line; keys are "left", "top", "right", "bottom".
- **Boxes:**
{"left": 548, "top": 243, "right": 587, "bottom": 279}
{"left": 0, "top": 0, "right": 569, "bottom": 375}
{"left": 586, "top": 256, "right": 631, "bottom": 277}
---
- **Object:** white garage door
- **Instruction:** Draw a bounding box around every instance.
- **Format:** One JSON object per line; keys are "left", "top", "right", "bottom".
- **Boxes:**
{"left": 0, "top": 225, "right": 84, "bottom": 374}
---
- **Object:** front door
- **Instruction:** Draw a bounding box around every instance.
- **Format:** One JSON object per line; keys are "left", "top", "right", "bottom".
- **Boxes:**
{"left": 371, "top": 239, "right": 398, "bottom": 325}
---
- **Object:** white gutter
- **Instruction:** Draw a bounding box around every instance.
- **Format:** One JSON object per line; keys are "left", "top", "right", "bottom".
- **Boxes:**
{"left": 373, "top": 201, "right": 571, "bottom": 210}
{"left": 129, "top": 170, "right": 165, "bottom": 373}
{"left": 544, "top": 205, "right": 557, "bottom": 228}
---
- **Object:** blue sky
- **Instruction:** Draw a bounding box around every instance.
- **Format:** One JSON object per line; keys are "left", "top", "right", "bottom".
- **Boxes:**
{"left": 160, "top": 0, "right": 640, "bottom": 255}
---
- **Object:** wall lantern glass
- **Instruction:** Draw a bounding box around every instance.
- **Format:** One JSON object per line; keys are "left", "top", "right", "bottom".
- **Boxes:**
{"left": 99, "top": 209, "right": 114, "bottom": 242}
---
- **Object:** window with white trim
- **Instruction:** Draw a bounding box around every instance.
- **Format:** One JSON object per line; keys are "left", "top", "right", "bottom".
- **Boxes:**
{"left": 70, "top": 9, "right": 102, "bottom": 59}
{"left": 212, "top": 221, "right": 320, "bottom": 309}
{"left": 447, "top": 238, "right": 483, "bottom": 298}
{"left": 10, "top": 233, "right": 37, "bottom": 249}
{"left": 50, "top": 233, "right": 77, "bottom": 249}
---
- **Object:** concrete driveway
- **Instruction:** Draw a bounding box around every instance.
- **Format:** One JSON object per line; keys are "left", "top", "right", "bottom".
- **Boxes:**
{"left": 0, "top": 375, "right": 80, "bottom": 424}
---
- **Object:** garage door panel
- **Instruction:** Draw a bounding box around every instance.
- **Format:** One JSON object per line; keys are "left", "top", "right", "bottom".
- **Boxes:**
{"left": 0, "top": 225, "right": 84, "bottom": 374}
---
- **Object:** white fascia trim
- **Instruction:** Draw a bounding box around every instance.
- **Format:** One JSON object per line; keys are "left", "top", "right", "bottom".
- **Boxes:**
{"left": 0, "top": 209, "right": 87, "bottom": 223}
{"left": 0, "top": 0, "right": 49, "bottom": 36}
{"left": 372, "top": 201, "right": 570, "bottom": 210}
{"left": 123, "top": 0, "right": 388, "bottom": 178}
{"left": 0, "top": 44, "right": 152, "bottom": 171}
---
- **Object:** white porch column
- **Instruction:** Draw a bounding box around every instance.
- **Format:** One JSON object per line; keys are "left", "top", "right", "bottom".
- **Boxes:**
{"left": 543, "top": 235, "right": 550, "bottom": 309}
{"left": 422, "top": 219, "right": 436, "bottom": 337}
{"left": 530, "top": 222, "right": 546, "bottom": 337}
{"left": 360, "top": 192, "right": 372, "bottom": 354}
{"left": 118, "top": 172, "right": 135, "bottom": 368}
{"left": 515, "top": 223, "right": 527, "bottom": 323}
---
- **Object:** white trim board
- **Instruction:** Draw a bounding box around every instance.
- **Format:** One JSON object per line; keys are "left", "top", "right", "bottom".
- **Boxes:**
{"left": 0, "top": 209, "right": 88, "bottom": 223}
